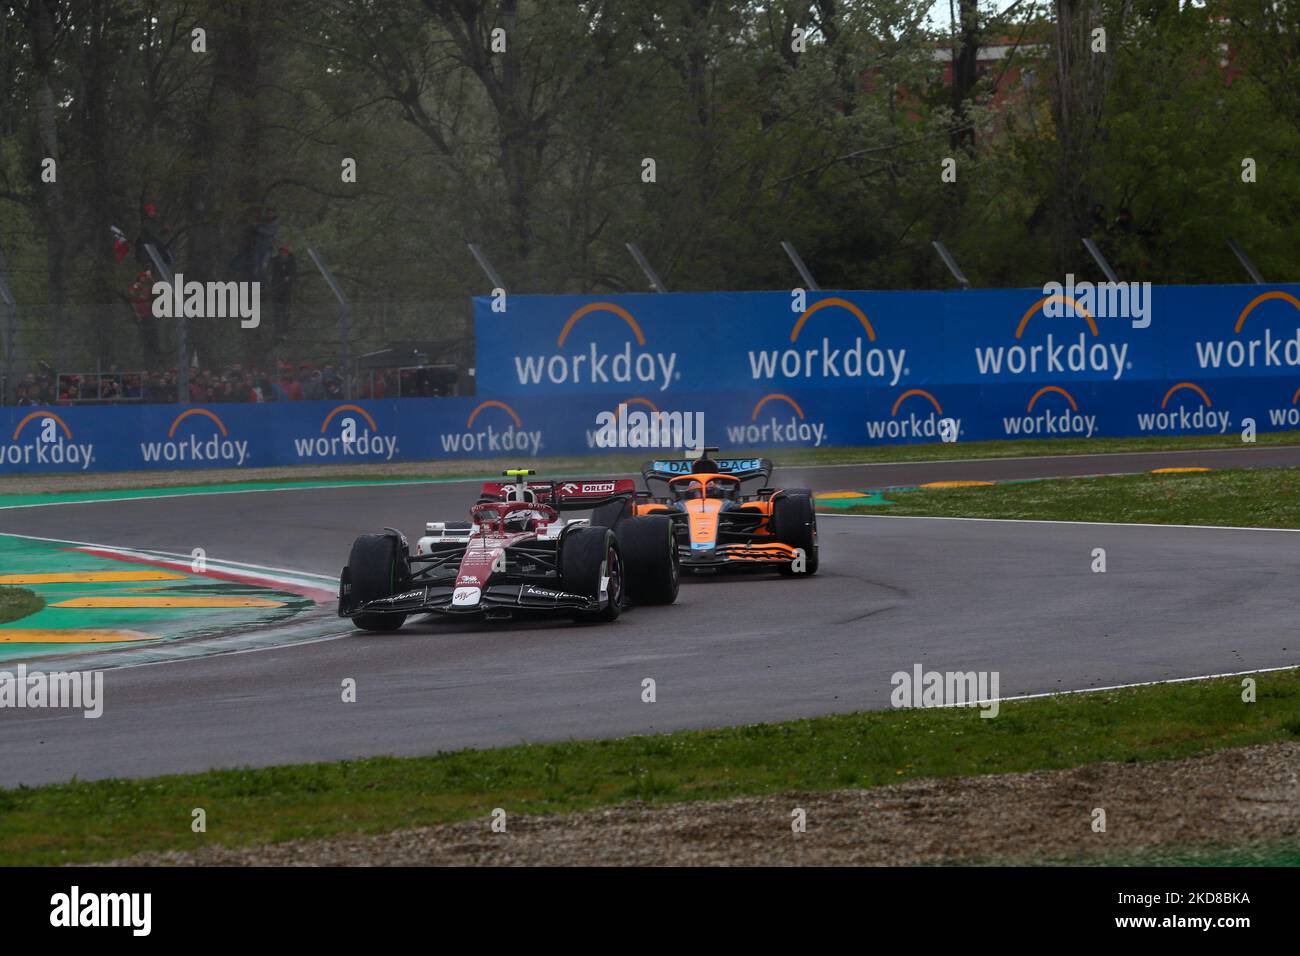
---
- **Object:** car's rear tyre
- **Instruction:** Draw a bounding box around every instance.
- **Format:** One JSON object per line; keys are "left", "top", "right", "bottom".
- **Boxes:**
{"left": 616, "top": 515, "right": 679, "bottom": 605}
{"left": 771, "top": 489, "right": 819, "bottom": 576}
{"left": 346, "top": 532, "right": 411, "bottom": 631}
{"left": 561, "top": 526, "right": 623, "bottom": 623}
{"left": 589, "top": 498, "right": 632, "bottom": 530}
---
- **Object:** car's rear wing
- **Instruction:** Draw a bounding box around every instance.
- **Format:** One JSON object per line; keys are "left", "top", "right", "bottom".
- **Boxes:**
{"left": 641, "top": 451, "right": 773, "bottom": 488}
{"left": 478, "top": 476, "right": 638, "bottom": 511}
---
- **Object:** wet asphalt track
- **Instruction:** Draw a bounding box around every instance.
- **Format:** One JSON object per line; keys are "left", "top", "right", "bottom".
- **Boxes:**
{"left": 1, "top": 444, "right": 1298, "bottom": 786}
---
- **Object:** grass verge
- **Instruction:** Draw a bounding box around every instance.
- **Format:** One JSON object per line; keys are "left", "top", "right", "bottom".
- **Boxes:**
{"left": 765, "top": 430, "right": 1300, "bottom": 465}
{"left": 1, "top": 431, "right": 1298, "bottom": 496}
{"left": 0, "top": 586, "right": 43, "bottom": 625}
{"left": 844, "top": 466, "right": 1300, "bottom": 529}
{"left": 3, "top": 668, "right": 1299, "bottom": 865}
{"left": 1093, "top": 843, "right": 1300, "bottom": 867}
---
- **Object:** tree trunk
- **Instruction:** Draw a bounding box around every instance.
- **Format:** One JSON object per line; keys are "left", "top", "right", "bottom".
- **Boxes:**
{"left": 31, "top": 0, "right": 71, "bottom": 371}
{"left": 951, "top": 0, "right": 979, "bottom": 151}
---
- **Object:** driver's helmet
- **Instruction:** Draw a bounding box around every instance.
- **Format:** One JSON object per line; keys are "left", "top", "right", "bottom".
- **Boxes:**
{"left": 501, "top": 484, "right": 536, "bottom": 503}
{"left": 676, "top": 480, "right": 704, "bottom": 501}
{"left": 503, "top": 508, "right": 542, "bottom": 532}
{"left": 705, "top": 478, "right": 737, "bottom": 501}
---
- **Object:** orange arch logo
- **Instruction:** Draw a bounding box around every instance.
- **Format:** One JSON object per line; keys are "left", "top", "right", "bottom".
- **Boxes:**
{"left": 320, "top": 404, "right": 378, "bottom": 434}
{"left": 1161, "top": 382, "right": 1212, "bottom": 408}
{"left": 10, "top": 411, "right": 72, "bottom": 442}
{"left": 466, "top": 400, "right": 522, "bottom": 429}
{"left": 751, "top": 393, "right": 804, "bottom": 420}
{"left": 1016, "top": 295, "right": 1098, "bottom": 339}
{"left": 890, "top": 389, "right": 942, "bottom": 417}
{"left": 556, "top": 302, "right": 646, "bottom": 347}
{"left": 1026, "top": 385, "right": 1078, "bottom": 413}
{"left": 790, "top": 297, "right": 875, "bottom": 343}
{"left": 167, "top": 407, "right": 228, "bottom": 438}
{"left": 613, "top": 397, "right": 659, "bottom": 418}
{"left": 1233, "top": 291, "right": 1300, "bottom": 334}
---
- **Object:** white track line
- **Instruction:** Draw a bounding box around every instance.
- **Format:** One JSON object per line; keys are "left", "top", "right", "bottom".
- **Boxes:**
{"left": 0, "top": 529, "right": 349, "bottom": 668}
{"left": 0, "top": 530, "right": 338, "bottom": 583}
{"left": 0, "top": 478, "right": 470, "bottom": 511}
{"left": 779, "top": 444, "right": 1300, "bottom": 471}
{"left": 6, "top": 444, "right": 1295, "bottom": 511}
{"left": 941, "top": 663, "right": 1300, "bottom": 711}
{"left": 820, "top": 512, "right": 1300, "bottom": 533}
{"left": 63, "top": 630, "right": 356, "bottom": 672}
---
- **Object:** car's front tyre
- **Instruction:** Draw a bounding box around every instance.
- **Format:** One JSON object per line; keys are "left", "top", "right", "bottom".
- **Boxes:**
{"left": 771, "top": 490, "right": 819, "bottom": 576}
{"left": 561, "top": 526, "right": 624, "bottom": 623}
{"left": 344, "top": 532, "right": 411, "bottom": 631}
{"left": 616, "top": 515, "right": 679, "bottom": 605}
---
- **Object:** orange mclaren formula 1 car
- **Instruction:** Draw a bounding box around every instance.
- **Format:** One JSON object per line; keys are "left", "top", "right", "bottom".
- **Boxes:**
{"left": 590, "top": 449, "right": 818, "bottom": 576}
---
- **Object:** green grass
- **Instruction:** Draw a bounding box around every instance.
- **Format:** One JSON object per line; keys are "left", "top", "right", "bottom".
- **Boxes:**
{"left": 215, "top": 428, "right": 1300, "bottom": 470}
{"left": 766, "top": 430, "right": 1300, "bottom": 466}
{"left": 4, "top": 667, "right": 1300, "bottom": 865}
{"left": 1086, "top": 843, "right": 1300, "bottom": 867}
{"left": 847, "top": 467, "right": 1300, "bottom": 529}
{"left": 3, "top": 431, "right": 1297, "bottom": 494}
{"left": 0, "top": 586, "right": 43, "bottom": 625}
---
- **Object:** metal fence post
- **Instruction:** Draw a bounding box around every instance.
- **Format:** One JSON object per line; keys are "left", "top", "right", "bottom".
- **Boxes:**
{"left": 1227, "top": 239, "right": 1266, "bottom": 284}
{"left": 625, "top": 243, "right": 668, "bottom": 292}
{"left": 0, "top": 241, "right": 20, "bottom": 406}
{"left": 1081, "top": 237, "right": 1120, "bottom": 284}
{"left": 932, "top": 241, "right": 971, "bottom": 289}
{"left": 308, "top": 246, "right": 352, "bottom": 399}
{"left": 0, "top": 280, "right": 14, "bottom": 406}
{"left": 780, "top": 240, "right": 820, "bottom": 291}
{"left": 467, "top": 243, "right": 508, "bottom": 294}
{"left": 143, "top": 243, "right": 186, "bottom": 404}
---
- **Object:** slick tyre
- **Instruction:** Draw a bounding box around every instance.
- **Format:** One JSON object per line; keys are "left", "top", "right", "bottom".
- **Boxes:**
{"left": 346, "top": 532, "right": 411, "bottom": 631}
{"left": 589, "top": 498, "right": 632, "bottom": 531}
{"left": 616, "top": 515, "right": 679, "bottom": 606}
{"left": 771, "top": 489, "right": 819, "bottom": 576}
{"left": 561, "top": 526, "right": 624, "bottom": 623}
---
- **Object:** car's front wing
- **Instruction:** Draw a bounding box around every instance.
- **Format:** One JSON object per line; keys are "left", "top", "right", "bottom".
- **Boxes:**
{"left": 678, "top": 540, "right": 800, "bottom": 569}
{"left": 340, "top": 582, "right": 600, "bottom": 618}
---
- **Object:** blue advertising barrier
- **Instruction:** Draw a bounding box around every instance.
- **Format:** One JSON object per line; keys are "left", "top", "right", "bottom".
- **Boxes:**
{"left": 3, "top": 284, "right": 1299, "bottom": 474}
{"left": 474, "top": 286, "right": 1300, "bottom": 393}
{"left": 470, "top": 283, "right": 1300, "bottom": 449}
{"left": 0, "top": 398, "right": 559, "bottom": 474}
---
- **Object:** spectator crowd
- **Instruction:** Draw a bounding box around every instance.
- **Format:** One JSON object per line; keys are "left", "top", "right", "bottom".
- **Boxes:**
{"left": 5, "top": 199, "right": 459, "bottom": 407}
{"left": 6, "top": 363, "right": 451, "bottom": 406}
{"left": 9, "top": 362, "right": 344, "bottom": 406}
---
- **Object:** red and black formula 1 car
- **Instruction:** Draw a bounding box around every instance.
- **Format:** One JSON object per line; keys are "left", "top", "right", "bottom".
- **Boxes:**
{"left": 587, "top": 449, "right": 818, "bottom": 576}
{"left": 338, "top": 471, "right": 678, "bottom": 630}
